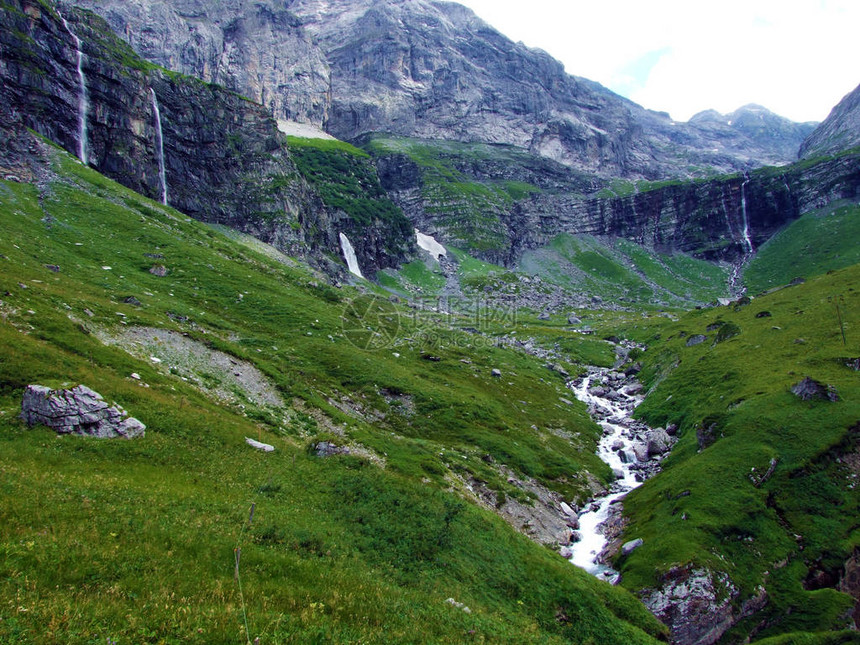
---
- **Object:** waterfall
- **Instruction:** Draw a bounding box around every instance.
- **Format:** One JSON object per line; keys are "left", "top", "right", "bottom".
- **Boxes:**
{"left": 58, "top": 10, "right": 89, "bottom": 165}
{"left": 150, "top": 89, "right": 168, "bottom": 205}
{"left": 739, "top": 171, "right": 754, "bottom": 254}
{"left": 339, "top": 233, "right": 363, "bottom": 278}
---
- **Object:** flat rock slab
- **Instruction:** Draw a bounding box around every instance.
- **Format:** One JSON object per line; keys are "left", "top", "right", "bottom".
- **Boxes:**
{"left": 21, "top": 384, "right": 145, "bottom": 438}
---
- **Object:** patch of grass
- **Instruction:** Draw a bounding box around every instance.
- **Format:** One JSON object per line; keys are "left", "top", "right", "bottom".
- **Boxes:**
{"left": 0, "top": 144, "right": 667, "bottom": 642}
{"left": 520, "top": 234, "right": 728, "bottom": 307}
{"left": 745, "top": 203, "right": 860, "bottom": 293}
{"left": 614, "top": 265, "right": 860, "bottom": 636}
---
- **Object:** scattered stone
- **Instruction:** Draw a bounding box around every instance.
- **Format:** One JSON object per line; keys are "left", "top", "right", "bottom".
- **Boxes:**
{"left": 791, "top": 377, "right": 839, "bottom": 402}
{"left": 847, "top": 358, "right": 860, "bottom": 371}
{"left": 790, "top": 277, "right": 806, "bottom": 286}
{"left": 123, "top": 296, "right": 142, "bottom": 307}
{"left": 130, "top": 373, "right": 141, "bottom": 380}
{"left": 313, "top": 441, "right": 350, "bottom": 457}
{"left": 421, "top": 354, "right": 442, "bottom": 362}
{"left": 546, "top": 363, "right": 570, "bottom": 378}
{"left": 83, "top": 308, "right": 94, "bottom": 317}
{"left": 144, "top": 253, "right": 165, "bottom": 259}
{"left": 149, "top": 264, "right": 169, "bottom": 277}
{"left": 632, "top": 443, "right": 649, "bottom": 462}
{"left": 245, "top": 437, "right": 274, "bottom": 452}
{"left": 44, "top": 264, "right": 60, "bottom": 273}
{"left": 588, "top": 386, "right": 606, "bottom": 397}
{"left": 686, "top": 334, "right": 707, "bottom": 346}
{"left": 559, "top": 546, "right": 573, "bottom": 559}
{"left": 445, "top": 598, "right": 471, "bottom": 614}
{"left": 20, "top": 384, "right": 145, "bottom": 438}
{"left": 538, "top": 312, "right": 550, "bottom": 321}
{"left": 621, "top": 538, "right": 644, "bottom": 555}
{"left": 567, "top": 315, "right": 581, "bottom": 325}
{"left": 697, "top": 421, "right": 721, "bottom": 451}
{"left": 665, "top": 423, "right": 678, "bottom": 436}
{"left": 755, "top": 311, "right": 772, "bottom": 318}
{"left": 647, "top": 428, "right": 672, "bottom": 456}
{"left": 491, "top": 368, "right": 502, "bottom": 378}
{"left": 623, "top": 382, "right": 644, "bottom": 396}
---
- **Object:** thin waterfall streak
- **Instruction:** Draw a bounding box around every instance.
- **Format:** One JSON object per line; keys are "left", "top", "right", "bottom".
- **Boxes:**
{"left": 58, "top": 10, "right": 89, "bottom": 165}
{"left": 151, "top": 88, "right": 168, "bottom": 205}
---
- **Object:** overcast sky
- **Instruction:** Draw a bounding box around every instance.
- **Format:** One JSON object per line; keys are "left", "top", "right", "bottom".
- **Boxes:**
{"left": 455, "top": 0, "right": 859, "bottom": 124}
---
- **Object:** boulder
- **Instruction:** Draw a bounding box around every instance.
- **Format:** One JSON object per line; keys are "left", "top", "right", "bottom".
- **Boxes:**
{"left": 686, "top": 334, "right": 708, "bottom": 346}
{"left": 623, "top": 382, "right": 644, "bottom": 396}
{"left": 621, "top": 538, "right": 643, "bottom": 555}
{"left": 537, "top": 312, "right": 550, "bottom": 321}
{"left": 646, "top": 428, "right": 672, "bottom": 456}
{"left": 313, "top": 441, "right": 350, "bottom": 457}
{"left": 791, "top": 376, "right": 839, "bottom": 402}
{"left": 491, "top": 368, "right": 502, "bottom": 378}
{"left": 632, "top": 443, "right": 649, "bottom": 462}
{"left": 20, "top": 384, "right": 145, "bottom": 438}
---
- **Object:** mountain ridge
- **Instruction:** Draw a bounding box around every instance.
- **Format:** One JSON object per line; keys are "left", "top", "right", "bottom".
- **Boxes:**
{"left": 68, "top": 0, "right": 814, "bottom": 178}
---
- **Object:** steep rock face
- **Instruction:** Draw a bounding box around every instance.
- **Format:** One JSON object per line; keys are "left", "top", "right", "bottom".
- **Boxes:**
{"left": 72, "top": 0, "right": 808, "bottom": 178}
{"left": 375, "top": 143, "right": 860, "bottom": 265}
{"left": 67, "top": 0, "right": 331, "bottom": 125}
{"left": 800, "top": 82, "right": 860, "bottom": 158}
{"left": 0, "top": 0, "right": 410, "bottom": 274}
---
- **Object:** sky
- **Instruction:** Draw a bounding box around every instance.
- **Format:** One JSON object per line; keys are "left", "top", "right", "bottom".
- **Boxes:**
{"left": 454, "top": 0, "right": 860, "bottom": 124}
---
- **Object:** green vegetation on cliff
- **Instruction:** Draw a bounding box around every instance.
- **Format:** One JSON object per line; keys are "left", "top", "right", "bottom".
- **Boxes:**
{"left": 287, "top": 136, "right": 411, "bottom": 234}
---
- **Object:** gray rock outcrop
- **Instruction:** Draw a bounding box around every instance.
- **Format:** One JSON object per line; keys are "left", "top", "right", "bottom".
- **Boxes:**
{"left": 791, "top": 376, "right": 839, "bottom": 402}
{"left": 20, "top": 384, "right": 145, "bottom": 438}
{"left": 71, "top": 0, "right": 812, "bottom": 178}
{"left": 800, "top": 82, "right": 860, "bottom": 159}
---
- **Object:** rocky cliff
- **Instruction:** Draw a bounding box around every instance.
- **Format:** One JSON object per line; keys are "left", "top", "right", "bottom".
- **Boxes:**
{"left": 371, "top": 135, "right": 860, "bottom": 266}
{"left": 70, "top": 0, "right": 811, "bottom": 179}
{"left": 65, "top": 0, "right": 331, "bottom": 126}
{"left": 800, "top": 82, "right": 860, "bottom": 159}
{"left": 0, "top": 0, "right": 412, "bottom": 275}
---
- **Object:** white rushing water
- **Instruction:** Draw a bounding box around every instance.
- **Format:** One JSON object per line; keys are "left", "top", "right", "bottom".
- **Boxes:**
{"left": 415, "top": 229, "right": 447, "bottom": 260}
{"left": 568, "top": 370, "right": 646, "bottom": 582}
{"left": 58, "top": 11, "right": 89, "bottom": 165}
{"left": 739, "top": 171, "right": 754, "bottom": 255}
{"left": 150, "top": 89, "right": 168, "bottom": 205}
{"left": 339, "top": 232, "right": 363, "bottom": 278}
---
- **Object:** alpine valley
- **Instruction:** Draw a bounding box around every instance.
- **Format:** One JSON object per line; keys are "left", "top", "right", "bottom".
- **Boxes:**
{"left": 0, "top": 0, "right": 859, "bottom": 643}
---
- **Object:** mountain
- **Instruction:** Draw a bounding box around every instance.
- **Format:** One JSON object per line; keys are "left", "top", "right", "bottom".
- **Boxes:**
{"left": 688, "top": 104, "right": 817, "bottom": 162}
{"left": 800, "top": 82, "right": 860, "bottom": 158}
{"left": 69, "top": 0, "right": 810, "bottom": 179}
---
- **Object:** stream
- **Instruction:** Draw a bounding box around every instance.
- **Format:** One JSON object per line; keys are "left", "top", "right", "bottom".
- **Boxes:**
{"left": 566, "top": 362, "right": 671, "bottom": 583}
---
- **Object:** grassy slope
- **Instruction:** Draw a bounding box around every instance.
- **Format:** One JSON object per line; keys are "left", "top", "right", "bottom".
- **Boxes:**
{"left": 0, "top": 146, "right": 666, "bottom": 642}
{"left": 611, "top": 265, "right": 860, "bottom": 641}
{"left": 520, "top": 233, "right": 729, "bottom": 307}
{"left": 745, "top": 202, "right": 860, "bottom": 294}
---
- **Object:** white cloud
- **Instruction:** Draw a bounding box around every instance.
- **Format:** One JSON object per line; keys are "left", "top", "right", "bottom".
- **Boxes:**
{"left": 455, "top": 0, "right": 860, "bottom": 122}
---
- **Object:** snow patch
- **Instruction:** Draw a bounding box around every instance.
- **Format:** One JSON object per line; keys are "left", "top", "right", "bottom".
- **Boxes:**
{"left": 415, "top": 229, "right": 447, "bottom": 260}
